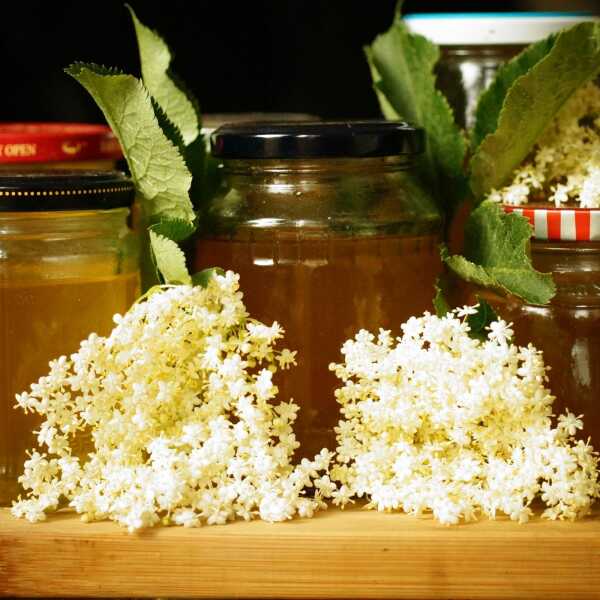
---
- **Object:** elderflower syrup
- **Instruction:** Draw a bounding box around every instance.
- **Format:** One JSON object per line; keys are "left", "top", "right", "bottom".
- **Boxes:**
{"left": 0, "top": 171, "right": 139, "bottom": 505}
{"left": 404, "top": 12, "right": 598, "bottom": 129}
{"left": 195, "top": 121, "right": 442, "bottom": 458}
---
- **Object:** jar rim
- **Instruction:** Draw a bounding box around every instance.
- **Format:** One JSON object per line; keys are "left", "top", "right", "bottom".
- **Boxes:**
{"left": 0, "top": 170, "right": 135, "bottom": 212}
{"left": 211, "top": 120, "right": 424, "bottom": 160}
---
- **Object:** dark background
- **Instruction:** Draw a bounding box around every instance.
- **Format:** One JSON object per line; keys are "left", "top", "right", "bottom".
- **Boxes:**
{"left": 1, "top": 0, "right": 597, "bottom": 123}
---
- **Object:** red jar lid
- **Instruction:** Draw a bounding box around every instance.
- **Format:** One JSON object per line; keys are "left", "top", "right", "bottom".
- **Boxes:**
{"left": 0, "top": 123, "right": 123, "bottom": 164}
{"left": 504, "top": 205, "right": 600, "bottom": 242}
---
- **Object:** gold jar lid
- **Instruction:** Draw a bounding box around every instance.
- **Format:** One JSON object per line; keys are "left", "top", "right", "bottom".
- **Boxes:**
{"left": 0, "top": 170, "right": 134, "bottom": 212}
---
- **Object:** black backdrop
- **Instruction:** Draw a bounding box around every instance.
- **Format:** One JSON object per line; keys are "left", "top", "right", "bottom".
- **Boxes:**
{"left": 0, "top": 0, "right": 595, "bottom": 123}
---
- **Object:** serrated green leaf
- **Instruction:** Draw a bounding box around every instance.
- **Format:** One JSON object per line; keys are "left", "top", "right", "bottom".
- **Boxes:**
{"left": 367, "top": 16, "right": 467, "bottom": 213}
{"left": 149, "top": 218, "right": 196, "bottom": 242}
{"left": 365, "top": 48, "right": 400, "bottom": 121}
{"left": 66, "top": 63, "right": 195, "bottom": 224}
{"left": 185, "top": 134, "right": 207, "bottom": 198}
{"left": 470, "top": 22, "right": 600, "bottom": 199}
{"left": 467, "top": 298, "right": 499, "bottom": 342}
{"left": 149, "top": 230, "right": 191, "bottom": 285}
{"left": 151, "top": 97, "right": 186, "bottom": 154}
{"left": 471, "top": 35, "right": 556, "bottom": 151}
{"left": 433, "top": 277, "right": 451, "bottom": 317}
{"left": 443, "top": 201, "right": 556, "bottom": 305}
{"left": 127, "top": 4, "right": 199, "bottom": 145}
{"left": 191, "top": 267, "right": 225, "bottom": 288}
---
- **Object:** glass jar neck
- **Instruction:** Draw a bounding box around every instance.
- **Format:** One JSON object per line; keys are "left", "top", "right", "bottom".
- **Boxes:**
{"left": 221, "top": 155, "right": 417, "bottom": 177}
{"left": 441, "top": 44, "right": 524, "bottom": 61}
{"left": 531, "top": 240, "right": 600, "bottom": 306}
{"left": 0, "top": 208, "right": 130, "bottom": 238}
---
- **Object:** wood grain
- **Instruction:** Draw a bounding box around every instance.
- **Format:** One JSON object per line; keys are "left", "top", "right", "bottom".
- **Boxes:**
{"left": 1, "top": 505, "right": 599, "bottom": 599}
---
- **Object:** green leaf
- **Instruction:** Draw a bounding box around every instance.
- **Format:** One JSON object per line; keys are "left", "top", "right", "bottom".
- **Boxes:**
{"left": 443, "top": 201, "right": 556, "bottom": 305}
{"left": 433, "top": 277, "right": 451, "bottom": 317}
{"left": 364, "top": 48, "right": 400, "bottom": 121}
{"left": 151, "top": 97, "right": 186, "bottom": 155}
{"left": 149, "top": 230, "right": 191, "bottom": 285}
{"left": 191, "top": 267, "right": 225, "bottom": 288}
{"left": 66, "top": 62, "right": 195, "bottom": 224}
{"left": 467, "top": 298, "right": 499, "bottom": 342}
{"left": 127, "top": 4, "right": 200, "bottom": 145}
{"left": 470, "top": 22, "right": 600, "bottom": 199}
{"left": 149, "top": 218, "right": 196, "bottom": 242}
{"left": 471, "top": 35, "right": 556, "bottom": 151}
{"left": 366, "top": 16, "right": 467, "bottom": 212}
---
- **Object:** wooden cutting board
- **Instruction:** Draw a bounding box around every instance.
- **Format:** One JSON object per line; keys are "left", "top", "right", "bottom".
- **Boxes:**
{"left": 1, "top": 505, "right": 599, "bottom": 599}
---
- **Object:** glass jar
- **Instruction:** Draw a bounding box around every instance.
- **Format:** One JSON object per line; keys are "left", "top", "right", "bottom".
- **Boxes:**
{"left": 0, "top": 171, "right": 140, "bottom": 505}
{"left": 404, "top": 12, "right": 598, "bottom": 129}
{"left": 0, "top": 123, "right": 123, "bottom": 171}
{"left": 201, "top": 113, "right": 319, "bottom": 136}
{"left": 195, "top": 121, "right": 442, "bottom": 458}
{"left": 483, "top": 205, "right": 600, "bottom": 445}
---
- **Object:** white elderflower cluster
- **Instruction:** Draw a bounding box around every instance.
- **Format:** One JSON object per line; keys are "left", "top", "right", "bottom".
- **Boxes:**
{"left": 330, "top": 308, "right": 600, "bottom": 524}
{"left": 12, "top": 272, "right": 333, "bottom": 531}
{"left": 489, "top": 81, "right": 600, "bottom": 208}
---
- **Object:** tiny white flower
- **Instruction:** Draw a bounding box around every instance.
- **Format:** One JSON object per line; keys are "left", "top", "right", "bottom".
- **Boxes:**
{"left": 558, "top": 412, "right": 584, "bottom": 437}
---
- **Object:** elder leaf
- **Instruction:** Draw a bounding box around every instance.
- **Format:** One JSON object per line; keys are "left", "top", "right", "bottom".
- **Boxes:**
{"left": 433, "top": 277, "right": 451, "bottom": 317}
{"left": 366, "top": 13, "right": 467, "bottom": 212}
{"left": 66, "top": 62, "right": 195, "bottom": 224}
{"left": 365, "top": 48, "right": 400, "bottom": 121}
{"left": 443, "top": 201, "right": 556, "bottom": 305}
{"left": 467, "top": 298, "right": 499, "bottom": 342}
{"left": 151, "top": 97, "right": 186, "bottom": 155}
{"left": 184, "top": 134, "right": 221, "bottom": 210}
{"left": 471, "top": 35, "right": 556, "bottom": 151}
{"left": 127, "top": 4, "right": 200, "bottom": 145}
{"left": 149, "top": 231, "right": 191, "bottom": 285}
{"left": 470, "top": 22, "right": 600, "bottom": 199}
{"left": 149, "top": 218, "right": 196, "bottom": 242}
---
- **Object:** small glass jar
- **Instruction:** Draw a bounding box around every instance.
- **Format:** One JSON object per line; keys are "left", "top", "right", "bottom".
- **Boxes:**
{"left": 483, "top": 205, "right": 600, "bottom": 445}
{"left": 0, "top": 171, "right": 140, "bottom": 505}
{"left": 0, "top": 123, "right": 123, "bottom": 171}
{"left": 195, "top": 121, "right": 442, "bottom": 457}
{"left": 404, "top": 12, "right": 598, "bottom": 129}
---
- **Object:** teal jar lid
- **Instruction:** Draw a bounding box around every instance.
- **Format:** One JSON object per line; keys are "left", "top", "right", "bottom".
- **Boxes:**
{"left": 404, "top": 12, "right": 599, "bottom": 45}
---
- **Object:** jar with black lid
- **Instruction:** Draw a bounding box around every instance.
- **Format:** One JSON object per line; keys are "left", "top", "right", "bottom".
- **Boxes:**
{"left": 195, "top": 121, "right": 442, "bottom": 457}
{"left": 0, "top": 171, "right": 139, "bottom": 505}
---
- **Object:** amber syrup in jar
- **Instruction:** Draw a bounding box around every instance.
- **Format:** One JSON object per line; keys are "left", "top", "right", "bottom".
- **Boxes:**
{"left": 195, "top": 121, "right": 442, "bottom": 458}
{"left": 480, "top": 205, "right": 600, "bottom": 446}
{"left": 0, "top": 171, "right": 139, "bottom": 505}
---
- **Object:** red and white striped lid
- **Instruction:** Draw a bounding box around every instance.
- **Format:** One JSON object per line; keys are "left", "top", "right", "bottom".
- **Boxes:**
{"left": 504, "top": 205, "right": 600, "bottom": 242}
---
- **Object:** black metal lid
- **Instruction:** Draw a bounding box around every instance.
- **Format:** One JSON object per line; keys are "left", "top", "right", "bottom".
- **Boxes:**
{"left": 0, "top": 170, "right": 135, "bottom": 211}
{"left": 211, "top": 120, "right": 424, "bottom": 159}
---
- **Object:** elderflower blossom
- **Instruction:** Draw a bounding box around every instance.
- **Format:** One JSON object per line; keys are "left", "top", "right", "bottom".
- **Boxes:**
{"left": 11, "top": 272, "right": 333, "bottom": 531}
{"left": 489, "top": 81, "right": 600, "bottom": 208}
{"left": 330, "top": 308, "right": 600, "bottom": 524}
